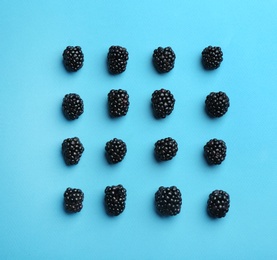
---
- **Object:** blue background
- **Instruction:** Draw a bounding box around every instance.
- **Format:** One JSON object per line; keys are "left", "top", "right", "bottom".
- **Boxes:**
{"left": 1, "top": 0, "right": 277, "bottom": 259}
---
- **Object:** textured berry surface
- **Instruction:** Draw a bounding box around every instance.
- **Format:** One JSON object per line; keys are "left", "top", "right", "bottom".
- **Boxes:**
{"left": 205, "top": 91, "right": 230, "bottom": 118}
{"left": 155, "top": 137, "right": 178, "bottom": 161}
{"left": 105, "top": 138, "right": 127, "bottom": 164}
{"left": 155, "top": 186, "right": 182, "bottom": 216}
{"left": 62, "top": 93, "right": 84, "bottom": 120}
{"left": 207, "top": 190, "right": 230, "bottom": 218}
{"left": 202, "top": 46, "right": 223, "bottom": 70}
{"left": 105, "top": 185, "right": 127, "bottom": 216}
{"left": 63, "top": 46, "right": 84, "bottom": 72}
{"left": 151, "top": 89, "right": 175, "bottom": 118}
{"left": 153, "top": 47, "right": 176, "bottom": 73}
{"left": 107, "top": 46, "right": 129, "bottom": 74}
{"left": 62, "top": 137, "right": 84, "bottom": 165}
{"left": 204, "top": 138, "right": 227, "bottom": 165}
{"left": 64, "top": 188, "right": 84, "bottom": 213}
{"left": 108, "top": 89, "right": 130, "bottom": 117}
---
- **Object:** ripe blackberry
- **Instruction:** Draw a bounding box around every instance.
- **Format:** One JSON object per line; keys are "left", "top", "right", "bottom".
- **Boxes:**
{"left": 153, "top": 47, "right": 176, "bottom": 73}
{"left": 62, "top": 93, "right": 84, "bottom": 120}
{"left": 155, "top": 137, "right": 178, "bottom": 161}
{"left": 105, "top": 138, "right": 127, "bottom": 164}
{"left": 207, "top": 190, "right": 230, "bottom": 218}
{"left": 107, "top": 46, "right": 129, "bottom": 74}
{"left": 62, "top": 137, "right": 84, "bottom": 165}
{"left": 64, "top": 188, "right": 84, "bottom": 213}
{"left": 204, "top": 138, "right": 227, "bottom": 165}
{"left": 108, "top": 89, "right": 130, "bottom": 117}
{"left": 63, "top": 46, "right": 84, "bottom": 72}
{"left": 151, "top": 89, "right": 175, "bottom": 118}
{"left": 155, "top": 186, "right": 182, "bottom": 216}
{"left": 202, "top": 46, "right": 223, "bottom": 70}
{"left": 104, "top": 185, "right": 127, "bottom": 216}
{"left": 205, "top": 91, "right": 230, "bottom": 118}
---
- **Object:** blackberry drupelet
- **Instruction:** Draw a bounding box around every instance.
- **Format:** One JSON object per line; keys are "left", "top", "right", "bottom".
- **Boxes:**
{"left": 62, "top": 93, "right": 84, "bottom": 120}
{"left": 108, "top": 89, "right": 130, "bottom": 117}
{"left": 207, "top": 190, "right": 230, "bottom": 218}
{"left": 63, "top": 46, "right": 84, "bottom": 72}
{"left": 154, "top": 137, "right": 178, "bottom": 161}
{"left": 151, "top": 89, "right": 175, "bottom": 118}
{"left": 105, "top": 138, "right": 127, "bottom": 164}
{"left": 64, "top": 188, "right": 84, "bottom": 213}
{"left": 153, "top": 47, "right": 176, "bottom": 73}
{"left": 62, "top": 137, "right": 84, "bottom": 165}
{"left": 205, "top": 91, "right": 230, "bottom": 118}
{"left": 204, "top": 138, "right": 227, "bottom": 165}
{"left": 202, "top": 46, "right": 223, "bottom": 70}
{"left": 155, "top": 186, "right": 182, "bottom": 216}
{"left": 107, "top": 46, "right": 129, "bottom": 74}
{"left": 104, "top": 185, "right": 127, "bottom": 216}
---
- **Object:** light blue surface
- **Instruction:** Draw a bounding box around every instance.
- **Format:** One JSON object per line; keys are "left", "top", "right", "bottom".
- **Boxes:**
{"left": 1, "top": 0, "right": 277, "bottom": 259}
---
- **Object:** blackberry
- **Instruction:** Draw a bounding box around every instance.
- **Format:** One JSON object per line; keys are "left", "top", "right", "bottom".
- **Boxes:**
{"left": 62, "top": 93, "right": 84, "bottom": 120}
{"left": 204, "top": 138, "right": 227, "bottom": 165}
{"left": 207, "top": 190, "right": 230, "bottom": 218}
{"left": 151, "top": 89, "right": 175, "bottom": 118}
{"left": 62, "top": 137, "right": 84, "bottom": 165}
{"left": 205, "top": 91, "right": 230, "bottom": 118}
{"left": 107, "top": 46, "right": 129, "bottom": 74}
{"left": 155, "top": 137, "right": 178, "bottom": 161}
{"left": 104, "top": 185, "right": 127, "bottom": 216}
{"left": 105, "top": 138, "right": 127, "bottom": 164}
{"left": 64, "top": 188, "right": 84, "bottom": 213}
{"left": 153, "top": 47, "right": 176, "bottom": 73}
{"left": 155, "top": 186, "right": 182, "bottom": 216}
{"left": 202, "top": 46, "right": 223, "bottom": 70}
{"left": 108, "top": 89, "right": 130, "bottom": 117}
{"left": 63, "top": 46, "right": 84, "bottom": 72}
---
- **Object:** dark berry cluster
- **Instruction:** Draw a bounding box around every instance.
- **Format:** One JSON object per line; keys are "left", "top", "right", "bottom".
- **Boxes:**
{"left": 205, "top": 91, "right": 230, "bottom": 118}
{"left": 151, "top": 89, "right": 175, "bottom": 119}
{"left": 202, "top": 46, "right": 223, "bottom": 70}
{"left": 62, "top": 137, "right": 84, "bottom": 165}
{"left": 104, "top": 185, "right": 127, "bottom": 216}
{"left": 207, "top": 190, "right": 230, "bottom": 218}
{"left": 107, "top": 46, "right": 129, "bottom": 74}
{"left": 63, "top": 46, "right": 84, "bottom": 72}
{"left": 62, "top": 93, "right": 84, "bottom": 120}
{"left": 154, "top": 137, "right": 178, "bottom": 161}
{"left": 155, "top": 186, "right": 182, "bottom": 216}
{"left": 108, "top": 89, "right": 130, "bottom": 117}
{"left": 105, "top": 138, "right": 127, "bottom": 164}
{"left": 204, "top": 138, "right": 227, "bottom": 165}
{"left": 153, "top": 47, "right": 176, "bottom": 73}
{"left": 64, "top": 188, "right": 84, "bottom": 213}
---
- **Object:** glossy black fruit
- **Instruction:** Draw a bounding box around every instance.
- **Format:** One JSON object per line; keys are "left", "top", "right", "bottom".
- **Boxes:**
{"left": 105, "top": 138, "right": 127, "bottom": 164}
{"left": 107, "top": 46, "right": 129, "bottom": 74}
{"left": 62, "top": 137, "right": 84, "bottom": 165}
{"left": 153, "top": 47, "right": 176, "bottom": 73}
{"left": 63, "top": 46, "right": 84, "bottom": 72}
{"left": 104, "top": 185, "right": 127, "bottom": 216}
{"left": 64, "top": 188, "right": 84, "bottom": 213}
{"left": 202, "top": 46, "right": 223, "bottom": 70}
{"left": 108, "top": 89, "right": 130, "bottom": 117}
{"left": 207, "top": 190, "right": 230, "bottom": 218}
{"left": 155, "top": 186, "right": 182, "bottom": 216}
{"left": 204, "top": 138, "right": 227, "bottom": 165}
{"left": 205, "top": 91, "right": 230, "bottom": 118}
{"left": 62, "top": 93, "right": 84, "bottom": 120}
{"left": 154, "top": 137, "right": 178, "bottom": 161}
{"left": 151, "top": 89, "right": 175, "bottom": 119}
